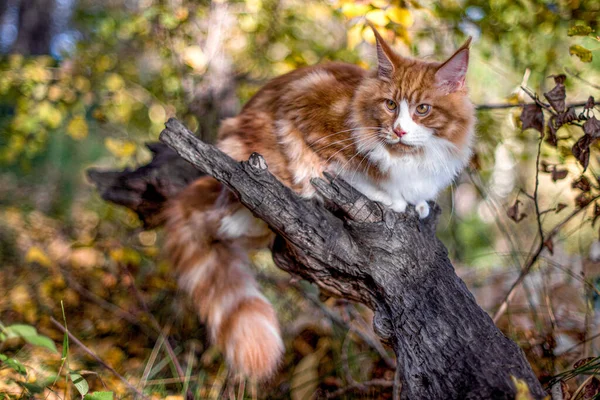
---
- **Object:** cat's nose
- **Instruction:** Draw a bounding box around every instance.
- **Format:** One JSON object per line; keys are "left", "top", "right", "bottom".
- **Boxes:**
{"left": 393, "top": 127, "right": 406, "bottom": 138}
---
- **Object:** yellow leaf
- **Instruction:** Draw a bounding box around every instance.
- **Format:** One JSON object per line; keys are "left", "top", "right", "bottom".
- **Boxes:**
{"left": 183, "top": 46, "right": 207, "bottom": 72}
{"left": 569, "top": 45, "right": 593, "bottom": 63}
{"left": 26, "top": 246, "right": 52, "bottom": 268}
{"left": 148, "top": 104, "right": 166, "bottom": 124}
{"left": 386, "top": 7, "right": 414, "bottom": 27}
{"left": 347, "top": 24, "right": 364, "bottom": 49}
{"left": 105, "top": 73, "right": 124, "bottom": 91}
{"left": 340, "top": 3, "right": 370, "bottom": 18}
{"left": 370, "top": 0, "right": 390, "bottom": 7}
{"left": 105, "top": 137, "right": 137, "bottom": 158}
{"left": 511, "top": 376, "right": 534, "bottom": 400}
{"left": 291, "top": 339, "right": 330, "bottom": 400}
{"left": 362, "top": 27, "right": 376, "bottom": 45}
{"left": 366, "top": 9, "right": 389, "bottom": 26}
{"left": 66, "top": 116, "right": 88, "bottom": 140}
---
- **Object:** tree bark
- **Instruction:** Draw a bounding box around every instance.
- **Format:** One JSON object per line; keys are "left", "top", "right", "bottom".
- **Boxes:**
{"left": 89, "top": 119, "right": 548, "bottom": 399}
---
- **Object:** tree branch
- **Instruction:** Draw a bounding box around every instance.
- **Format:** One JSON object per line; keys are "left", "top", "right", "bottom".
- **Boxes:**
{"left": 152, "top": 118, "right": 547, "bottom": 399}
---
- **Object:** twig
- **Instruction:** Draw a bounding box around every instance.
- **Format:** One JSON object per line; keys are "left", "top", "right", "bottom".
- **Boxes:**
{"left": 49, "top": 317, "right": 147, "bottom": 399}
{"left": 476, "top": 101, "right": 589, "bottom": 111}
{"left": 565, "top": 68, "right": 600, "bottom": 90}
{"left": 493, "top": 194, "right": 600, "bottom": 323}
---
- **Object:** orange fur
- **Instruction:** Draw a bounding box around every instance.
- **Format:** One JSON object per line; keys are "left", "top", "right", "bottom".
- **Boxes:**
{"left": 164, "top": 27, "right": 475, "bottom": 380}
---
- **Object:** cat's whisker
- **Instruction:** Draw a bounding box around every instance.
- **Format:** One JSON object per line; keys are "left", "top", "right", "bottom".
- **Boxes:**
{"left": 335, "top": 136, "right": 382, "bottom": 182}
{"left": 313, "top": 131, "right": 380, "bottom": 153}
{"left": 324, "top": 133, "right": 384, "bottom": 165}
{"left": 308, "top": 127, "right": 383, "bottom": 148}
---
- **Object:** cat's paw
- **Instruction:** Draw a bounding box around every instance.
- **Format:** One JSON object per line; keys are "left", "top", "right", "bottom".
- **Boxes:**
{"left": 415, "top": 201, "right": 430, "bottom": 219}
{"left": 390, "top": 198, "right": 408, "bottom": 213}
{"left": 367, "top": 191, "right": 393, "bottom": 207}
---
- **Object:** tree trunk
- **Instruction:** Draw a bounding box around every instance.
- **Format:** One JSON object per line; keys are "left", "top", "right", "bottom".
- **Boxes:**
{"left": 88, "top": 119, "right": 548, "bottom": 399}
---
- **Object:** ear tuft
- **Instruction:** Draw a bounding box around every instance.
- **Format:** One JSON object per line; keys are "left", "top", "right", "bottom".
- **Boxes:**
{"left": 368, "top": 23, "right": 397, "bottom": 81}
{"left": 435, "top": 37, "right": 472, "bottom": 94}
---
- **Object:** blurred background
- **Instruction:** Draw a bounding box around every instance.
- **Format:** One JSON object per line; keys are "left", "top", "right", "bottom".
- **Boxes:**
{"left": 0, "top": 0, "right": 598, "bottom": 398}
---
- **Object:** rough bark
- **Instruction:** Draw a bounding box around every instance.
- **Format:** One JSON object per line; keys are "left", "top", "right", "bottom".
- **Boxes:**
{"left": 12, "top": 0, "right": 55, "bottom": 55}
{"left": 89, "top": 118, "right": 548, "bottom": 399}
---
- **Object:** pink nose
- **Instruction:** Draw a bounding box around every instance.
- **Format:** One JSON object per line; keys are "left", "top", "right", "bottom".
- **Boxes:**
{"left": 393, "top": 127, "right": 406, "bottom": 138}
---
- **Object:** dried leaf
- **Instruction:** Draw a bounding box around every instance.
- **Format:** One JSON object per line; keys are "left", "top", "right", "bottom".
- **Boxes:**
{"left": 544, "top": 238, "right": 554, "bottom": 255}
{"left": 568, "top": 25, "right": 593, "bottom": 36}
{"left": 511, "top": 376, "right": 535, "bottom": 400}
{"left": 572, "top": 176, "right": 591, "bottom": 192}
{"left": 584, "top": 96, "right": 595, "bottom": 110}
{"left": 583, "top": 116, "right": 600, "bottom": 138}
{"left": 544, "top": 82, "right": 566, "bottom": 113}
{"left": 593, "top": 204, "right": 600, "bottom": 227}
{"left": 556, "top": 203, "right": 567, "bottom": 213}
{"left": 582, "top": 376, "right": 600, "bottom": 399}
{"left": 520, "top": 104, "right": 545, "bottom": 134}
{"left": 572, "top": 134, "right": 593, "bottom": 169}
{"left": 545, "top": 118, "right": 559, "bottom": 147}
{"left": 558, "top": 107, "right": 578, "bottom": 126}
{"left": 540, "top": 160, "right": 552, "bottom": 172}
{"left": 576, "top": 192, "right": 592, "bottom": 208}
{"left": 551, "top": 74, "right": 567, "bottom": 85}
{"left": 507, "top": 199, "right": 527, "bottom": 222}
{"left": 569, "top": 45, "right": 593, "bottom": 63}
{"left": 551, "top": 167, "right": 568, "bottom": 182}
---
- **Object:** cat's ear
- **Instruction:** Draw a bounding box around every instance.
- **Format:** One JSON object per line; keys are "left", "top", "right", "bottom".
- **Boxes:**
{"left": 435, "top": 37, "right": 472, "bottom": 94}
{"left": 369, "top": 23, "right": 398, "bottom": 81}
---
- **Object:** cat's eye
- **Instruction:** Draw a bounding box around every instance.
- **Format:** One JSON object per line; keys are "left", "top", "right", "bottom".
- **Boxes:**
{"left": 415, "top": 104, "right": 431, "bottom": 116}
{"left": 385, "top": 99, "right": 397, "bottom": 111}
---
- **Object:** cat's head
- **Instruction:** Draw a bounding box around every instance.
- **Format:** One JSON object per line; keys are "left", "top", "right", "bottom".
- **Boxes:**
{"left": 352, "top": 26, "right": 475, "bottom": 166}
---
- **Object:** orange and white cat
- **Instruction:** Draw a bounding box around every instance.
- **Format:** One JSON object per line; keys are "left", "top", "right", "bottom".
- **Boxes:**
{"left": 164, "top": 26, "right": 475, "bottom": 381}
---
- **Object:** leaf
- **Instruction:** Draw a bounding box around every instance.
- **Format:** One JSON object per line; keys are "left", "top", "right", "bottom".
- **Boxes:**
{"left": 560, "top": 380, "right": 572, "bottom": 400}
{"left": 67, "top": 115, "right": 89, "bottom": 140}
{"left": 593, "top": 204, "right": 600, "bottom": 227}
{"left": 545, "top": 118, "right": 558, "bottom": 147}
{"left": 576, "top": 193, "right": 592, "bottom": 209}
{"left": 25, "top": 246, "right": 52, "bottom": 267}
{"left": 584, "top": 96, "right": 595, "bottom": 110}
{"left": 4, "top": 324, "right": 58, "bottom": 353}
{"left": 551, "top": 74, "right": 567, "bottom": 85}
{"left": 558, "top": 107, "right": 578, "bottom": 126}
{"left": 583, "top": 116, "right": 600, "bottom": 138}
{"left": 16, "top": 381, "right": 44, "bottom": 394}
{"left": 551, "top": 167, "right": 568, "bottom": 182}
{"left": 507, "top": 199, "right": 527, "bottom": 222}
{"left": 582, "top": 376, "right": 600, "bottom": 399}
{"left": 569, "top": 45, "right": 593, "bottom": 63}
{"left": 520, "top": 104, "right": 544, "bottom": 134}
{"left": 386, "top": 7, "right": 414, "bottom": 27}
{"left": 544, "top": 238, "right": 554, "bottom": 255}
{"left": 511, "top": 376, "right": 535, "bottom": 400}
{"left": 544, "top": 81, "right": 566, "bottom": 113}
{"left": 556, "top": 203, "right": 567, "bottom": 213}
{"left": 574, "top": 357, "right": 597, "bottom": 369}
{"left": 84, "top": 393, "right": 114, "bottom": 400}
{"left": 0, "top": 354, "right": 27, "bottom": 375}
{"left": 572, "top": 134, "right": 593, "bottom": 169}
{"left": 568, "top": 25, "right": 593, "bottom": 36}
{"left": 572, "top": 176, "right": 591, "bottom": 192}
{"left": 70, "top": 373, "right": 89, "bottom": 397}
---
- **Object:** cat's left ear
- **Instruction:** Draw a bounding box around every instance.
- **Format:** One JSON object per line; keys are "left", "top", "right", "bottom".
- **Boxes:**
{"left": 435, "top": 37, "right": 472, "bottom": 94}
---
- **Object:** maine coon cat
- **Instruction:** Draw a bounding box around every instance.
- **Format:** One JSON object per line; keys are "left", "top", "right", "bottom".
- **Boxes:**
{"left": 164, "top": 26, "right": 475, "bottom": 380}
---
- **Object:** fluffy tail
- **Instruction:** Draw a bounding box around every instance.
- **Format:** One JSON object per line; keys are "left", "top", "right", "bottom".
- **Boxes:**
{"left": 164, "top": 177, "right": 283, "bottom": 380}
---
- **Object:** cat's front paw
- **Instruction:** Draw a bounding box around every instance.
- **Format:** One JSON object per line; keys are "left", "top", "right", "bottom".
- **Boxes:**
{"left": 390, "top": 198, "right": 408, "bottom": 213}
{"left": 367, "top": 191, "right": 393, "bottom": 207}
{"left": 415, "top": 201, "right": 430, "bottom": 219}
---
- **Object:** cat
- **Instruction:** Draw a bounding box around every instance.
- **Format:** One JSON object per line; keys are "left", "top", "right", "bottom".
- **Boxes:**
{"left": 163, "top": 25, "right": 475, "bottom": 381}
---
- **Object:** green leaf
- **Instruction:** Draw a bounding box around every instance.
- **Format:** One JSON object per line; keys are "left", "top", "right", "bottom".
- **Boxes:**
{"left": 70, "top": 372, "right": 89, "bottom": 396}
{"left": 17, "top": 381, "right": 45, "bottom": 394}
{"left": 4, "top": 324, "right": 58, "bottom": 353}
{"left": 0, "top": 354, "right": 27, "bottom": 375}
{"left": 84, "top": 392, "right": 114, "bottom": 400}
{"left": 4, "top": 324, "right": 37, "bottom": 339}
{"left": 25, "top": 334, "right": 58, "bottom": 353}
{"left": 569, "top": 45, "right": 593, "bottom": 62}
{"left": 568, "top": 25, "right": 593, "bottom": 36}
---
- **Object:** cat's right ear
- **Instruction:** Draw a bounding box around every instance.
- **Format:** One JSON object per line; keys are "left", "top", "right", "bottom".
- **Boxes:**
{"left": 369, "top": 23, "right": 397, "bottom": 81}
